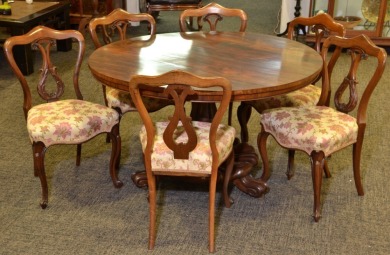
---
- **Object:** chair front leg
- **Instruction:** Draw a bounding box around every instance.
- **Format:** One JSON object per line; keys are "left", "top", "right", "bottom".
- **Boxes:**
{"left": 109, "top": 124, "right": 123, "bottom": 188}
{"left": 33, "top": 142, "right": 48, "bottom": 209}
{"left": 286, "top": 149, "right": 295, "bottom": 180}
{"left": 310, "top": 151, "right": 325, "bottom": 222}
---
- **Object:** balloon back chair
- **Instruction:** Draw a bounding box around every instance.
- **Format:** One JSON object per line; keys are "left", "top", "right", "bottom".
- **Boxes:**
{"left": 238, "top": 13, "right": 346, "bottom": 144}
{"left": 179, "top": 2, "right": 247, "bottom": 33}
{"left": 3, "top": 26, "right": 123, "bottom": 208}
{"left": 89, "top": 8, "right": 172, "bottom": 143}
{"left": 179, "top": 2, "right": 248, "bottom": 126}
{"left": 129, "top": 70, "right": 236, "bottom": 252}
{"left": 257, "top": 34, "right": 387, "bottom": 222}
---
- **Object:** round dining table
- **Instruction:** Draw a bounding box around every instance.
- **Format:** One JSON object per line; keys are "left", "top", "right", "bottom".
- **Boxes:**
{"left": 88, "top": 31, "right": 324, "bottom": 199}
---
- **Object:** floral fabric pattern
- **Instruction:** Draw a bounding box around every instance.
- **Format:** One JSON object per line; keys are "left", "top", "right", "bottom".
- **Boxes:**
{"left": 248, "top": 85, "right": 321, "bottom": 113}
{"left": 261, "top": 106, "right": 358, "bottom": 156}
{"left": 106, "top": 87, "right": 173, "bottom": 113}
{"left": 27, "top": 99, "right": 119, "bottom": 147}
{"left": 139, "top": 121, "right": 236, "bottom": 174}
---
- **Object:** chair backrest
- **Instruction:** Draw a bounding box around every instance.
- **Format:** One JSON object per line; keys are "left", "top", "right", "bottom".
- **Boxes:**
{"left": 3, "top": 26, "right": 85, "bottom": 120}
{"left": 89, "top": 8, "right": 156, "bottom": 49}
{"left": 287, "top": 13, "right": 346, "bottom": 53}
{"left": 320, "top": 34, "right": 386, "bottom": 126}
{"left": 129, "top": 70, "right": 231, "bottom": 163}
{"left": 179, "top": 2, "right": 247, "bottom": 32}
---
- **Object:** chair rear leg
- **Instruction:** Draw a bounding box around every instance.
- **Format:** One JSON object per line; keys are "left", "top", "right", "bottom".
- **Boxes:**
{"left": 109, "top": 124, "right": 123, "bottom": 188}
{"left": 323, "top": 159, "right": 331, "bottom": 178}
{"left": 33, "top": 142, "right": 48, "bottom": 209}
{"left": 76, "top": 144, "right": 81, "bottom": 166}
{"left": 311, "top": 151, "right": 325, "bottom": 222}
{"left": 147, "top": 173, "right": 157, "bottom": 250}
{"left": 209, "top": 171, "right": 218, "bottom": 253}
{"left": 353, "top": 141, "right": 364, "bottom": 195}
{"left": 227, "top": 102, "right": 233, "bottom": 125}
{"left": 286, "top": 149, "right": 295, "bottom": 180}
{"left": 222, "top": 151, "right": 235, "bottom": 208}
{"left": 257, "top": 130, "right": 270, "bottom": 181}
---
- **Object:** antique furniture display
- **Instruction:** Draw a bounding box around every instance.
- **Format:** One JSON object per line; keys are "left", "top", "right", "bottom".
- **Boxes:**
{"left": 129, "top": 70, "right": 235, "bottom": 253}
{"left": 0, "top": 1, "right": 71, "bottom": 75}
{"left": 88, "top": 31, "right": 324, "bottom": 201}
{"left": 309, "top": 0, "right": 390, "bottom": 45}
{"left": 237, "top": 13, "right": 345, "bottom": 146}
{"left": 3, "top": 26, "right": 123, "bottom": 208}
{"left": 257, "top": 34, "right": 387, "bottom": 222}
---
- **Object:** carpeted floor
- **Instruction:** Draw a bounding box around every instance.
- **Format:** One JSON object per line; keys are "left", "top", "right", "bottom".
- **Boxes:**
{"left": 1, "top": 0, "right": 389, "bottom": 254}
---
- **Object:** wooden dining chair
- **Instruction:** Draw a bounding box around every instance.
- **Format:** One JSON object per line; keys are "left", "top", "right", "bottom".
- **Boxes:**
{"left": 257, "top": 34, "right": 387, "bottom": 222}
{"left": 129, "top": 70, "right": 236, "bottom": 253}
{"left": 179, "top": 2, "right": 248, "bottom": 126}
{"left": 238, "top": 13, "right": 346, "bottom": 144}
{"left": 3, "top": 26, "right": 123, "bottom": 208}
{"left": 179, "top": 2, "right": 247, "bottom": 32}
{"left": 89, "top": 8, "right": 172, "bottom": 143}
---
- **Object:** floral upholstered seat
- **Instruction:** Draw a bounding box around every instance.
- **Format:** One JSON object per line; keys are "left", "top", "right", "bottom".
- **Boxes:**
{"left": 247, "top": 85, "right": 321, "bottom": 114}
{"left": 106, "top": 87, "right": 172, "bottom": 113}
{"left": 261, "top": 106, "right": 357, "bottom": 156}
{"left": 27, "top": 99, "right": 119, "bottom": 147}
{"left": 139, "top": 121, "right": 235, "bottom": 174}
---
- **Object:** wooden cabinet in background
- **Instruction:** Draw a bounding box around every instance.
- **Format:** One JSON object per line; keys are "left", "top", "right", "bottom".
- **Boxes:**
{"left": 309, "top": 0, "right": 390, "bottom": 46}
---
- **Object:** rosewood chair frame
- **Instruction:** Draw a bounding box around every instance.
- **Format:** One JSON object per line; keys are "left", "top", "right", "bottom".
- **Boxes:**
{"left": 3, "top": 26, "right": 122, "bottom": 208}
{"left": 257, "top": 34, "right": 387, "bottom": 222}
{"left": 129, "top": 70, "right": 235, "bottom": 253}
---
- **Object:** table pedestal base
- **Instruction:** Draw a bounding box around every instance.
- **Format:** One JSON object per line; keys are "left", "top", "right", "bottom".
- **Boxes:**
{"left": 131, "top": 140, "right": 269, "bottom": 199}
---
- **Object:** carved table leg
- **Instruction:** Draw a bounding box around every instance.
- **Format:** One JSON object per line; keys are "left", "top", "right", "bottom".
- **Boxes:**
{"left": 230, "top": 140, "right": 269, "bottom": 198}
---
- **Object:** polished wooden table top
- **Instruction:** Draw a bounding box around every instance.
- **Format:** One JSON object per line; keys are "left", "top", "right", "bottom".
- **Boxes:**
{"left": 88, "top": 31, "right": 323, "bottom": 102}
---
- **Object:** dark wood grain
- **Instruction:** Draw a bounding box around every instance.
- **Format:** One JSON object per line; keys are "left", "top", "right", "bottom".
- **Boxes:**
{"left": 88, "top": 31, "right": 323, "bottom": 102}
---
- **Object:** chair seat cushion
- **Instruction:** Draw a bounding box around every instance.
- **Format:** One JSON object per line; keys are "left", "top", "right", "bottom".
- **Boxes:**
{"left": 261, "top": 106, "right": 358, "bottom": 156}
{"left": 106, "top": 87, "right": 172, "bottom": 113}
{"left": 140, "top": 121, "right": 236, "bottom": 174}
{"left": 248, "top": 85, "right": 321, "bottom": 114}
{"left": 27, "top": 99, "right": 119, "bottom": 147}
